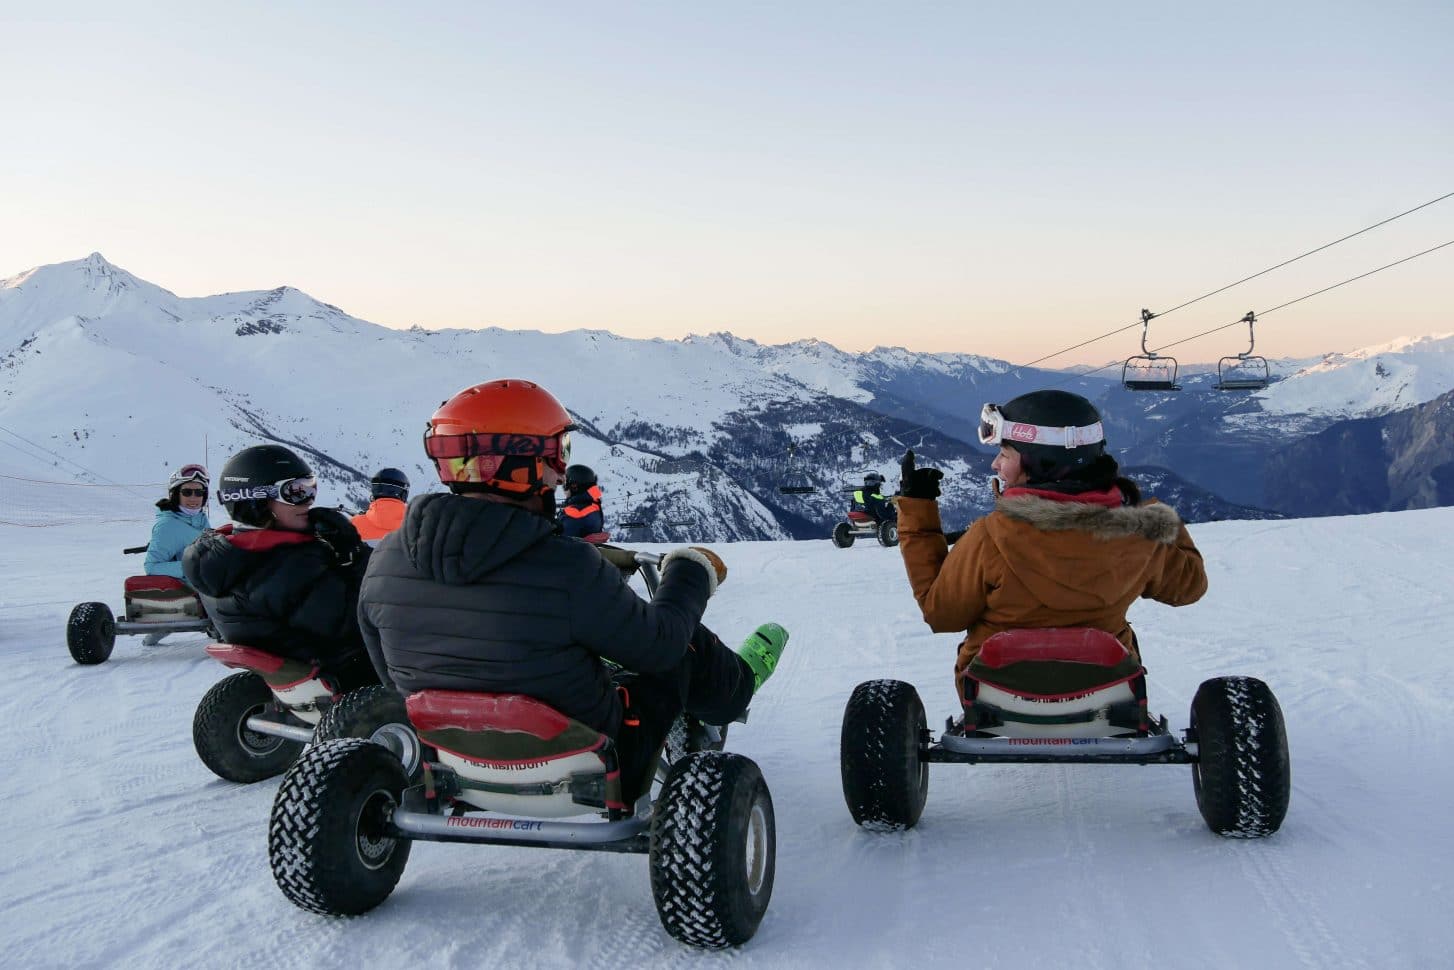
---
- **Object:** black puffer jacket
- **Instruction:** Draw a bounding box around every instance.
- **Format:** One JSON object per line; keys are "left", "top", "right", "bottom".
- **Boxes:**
{"left": 358, "top": 493, "right": 714, "bottom": 735}
{"left": 183, "top": 525, "right": 371, "bottom": 668}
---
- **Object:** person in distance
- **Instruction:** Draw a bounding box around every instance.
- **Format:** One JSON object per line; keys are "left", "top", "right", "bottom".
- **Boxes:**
{"left": 352, "top": 467, "right": 410, "bottom": 543}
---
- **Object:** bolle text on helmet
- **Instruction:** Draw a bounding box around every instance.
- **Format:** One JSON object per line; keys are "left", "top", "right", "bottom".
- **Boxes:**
{"left": 218, "top": 485, "right": 272, "bottom": 502}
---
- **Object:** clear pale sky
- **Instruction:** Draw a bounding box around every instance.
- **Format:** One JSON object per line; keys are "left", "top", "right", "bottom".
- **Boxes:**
{"left": 3, "top": 2, "right": 1450, "bottom": 365}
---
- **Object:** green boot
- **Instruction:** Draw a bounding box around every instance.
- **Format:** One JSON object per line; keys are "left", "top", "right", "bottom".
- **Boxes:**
{"left": 737, "top": 622, "right": 789, "bottom": 692}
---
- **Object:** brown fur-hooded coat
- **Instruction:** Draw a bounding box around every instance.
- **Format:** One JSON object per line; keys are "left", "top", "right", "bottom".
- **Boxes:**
{"left": 897, "top": 490, "right": 1208, "bottom": 683}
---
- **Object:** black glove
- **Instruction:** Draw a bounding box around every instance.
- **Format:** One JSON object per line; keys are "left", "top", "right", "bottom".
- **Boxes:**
{"left": 899, "top": 449, "right": 944, "bottom": 500}
{"left": 309, "top": 506, "right": 364, "bottom": 564}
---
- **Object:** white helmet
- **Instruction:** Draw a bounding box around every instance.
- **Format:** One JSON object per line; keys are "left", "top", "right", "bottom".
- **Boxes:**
{"left": 168, "top": 463, "right": 209, "bottom": 490}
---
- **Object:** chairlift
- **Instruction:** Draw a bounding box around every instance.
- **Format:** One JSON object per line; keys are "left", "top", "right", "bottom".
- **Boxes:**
{"left": 1214, "top": 311, "right": 1271, "bottom": 392}
{"left": 1122, "top": 309, "right": 1182, "bottom": 392}
{"left": 777, "top": 443, "right": 819, "bottom": 495}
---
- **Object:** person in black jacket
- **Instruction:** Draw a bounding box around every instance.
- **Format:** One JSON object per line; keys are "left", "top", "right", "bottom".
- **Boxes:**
{"left": 358, "top": 378, "right": 789, "bottom": 800}
{"left": 184, "top": 444, "right": 377, "bottom": 690}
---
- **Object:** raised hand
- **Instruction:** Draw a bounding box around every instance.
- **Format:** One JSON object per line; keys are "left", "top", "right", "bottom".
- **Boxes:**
{"left": 898, "top": 449, "right": 944, "bottom": 500}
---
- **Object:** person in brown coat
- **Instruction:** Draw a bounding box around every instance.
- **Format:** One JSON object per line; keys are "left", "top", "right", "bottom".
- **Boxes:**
{"left": 896, "top": 390, "right": 1207, "bottom": 695}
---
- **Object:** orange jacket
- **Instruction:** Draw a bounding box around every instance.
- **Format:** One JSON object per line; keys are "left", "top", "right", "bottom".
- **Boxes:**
{"left": 351, "top": 498, "right": 406, "bottom": 541}
{"left": 897, "top": 490, "right": 1207, "bottom": 684}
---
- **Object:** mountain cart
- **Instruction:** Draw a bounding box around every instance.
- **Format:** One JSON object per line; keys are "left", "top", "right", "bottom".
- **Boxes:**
{"left": 841, "top": 628, "right": 1291, "bottom": 837}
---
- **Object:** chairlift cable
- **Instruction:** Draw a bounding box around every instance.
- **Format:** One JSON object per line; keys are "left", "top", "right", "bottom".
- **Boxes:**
{"left": 614, "top": 209, "right": 1454, "bottom": 492}
{"left": 0, "top": 421, "right": 153, "bottom": 496}
{"left": 1055, "top": 236, "right": 1454, "bottom": 385}
{"left": 1012, "top": 189, "right": 1454, "bottom": 375}
{"left": 1149, "top": 238, "right": 1454, "bottom": 357}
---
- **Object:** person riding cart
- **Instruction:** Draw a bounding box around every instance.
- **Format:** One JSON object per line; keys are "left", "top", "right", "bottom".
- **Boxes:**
{"left": 894, "top": 389, "right": 1208, "bottom": 699}
{"left": 351, "top": 467, "right": 409, "bottom": 543}
{"left": 842, "top": 391, "right": 1287, "bottom": 840}
{"left": 137, "top": 463, "right": 212, "bottom": 646}
{"left": 852, "top": 472, "right": 895, "bottom": 524}
{"left": 558, "top": 463, "right": 606, "bottom": 540}
{"left": 358, "top": 378, "right": 790, "bottom": 802}
{"left": 184, "top": 444, "right": 379, "bottom": 691}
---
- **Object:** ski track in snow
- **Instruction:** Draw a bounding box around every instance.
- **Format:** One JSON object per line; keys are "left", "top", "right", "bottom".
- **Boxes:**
{"left": 3, "top": 509, "right": 1453, "bottom": 968}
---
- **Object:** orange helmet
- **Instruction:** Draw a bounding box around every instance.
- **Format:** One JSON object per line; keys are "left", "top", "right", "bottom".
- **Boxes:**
{"left": 423, "top": 379, "right": 576, "bottom": 496}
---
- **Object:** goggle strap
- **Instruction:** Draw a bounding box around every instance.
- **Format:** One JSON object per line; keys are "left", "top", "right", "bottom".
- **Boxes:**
{"left": 980, "top": 404, "right": 1103, "bottom": 449}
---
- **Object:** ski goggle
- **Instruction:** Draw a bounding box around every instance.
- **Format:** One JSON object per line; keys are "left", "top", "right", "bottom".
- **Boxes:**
{"left": 170, "top": 463, "right": 209, "bottom": 489}
{"left": 423, "top": 430, "right": 573, "bottom": 489}
{"left": 217, "top": 476, "right": 318, "bottom": 506}
{"left": 978, "top": 403, "right": 1104, "bottom": 449}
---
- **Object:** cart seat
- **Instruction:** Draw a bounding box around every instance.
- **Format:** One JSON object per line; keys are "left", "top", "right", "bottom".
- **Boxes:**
{"left": 978, "top": 628, "right": 1129, "bottom": 669}
{"left": 124, "top": 575, "right": 205, "bottom": 621}
{"left": 204, "top": 643, "right": 333, "bottom": 724}
{"left": 964, "top": 629, "right": 1147, "bottom": 738}
{"left": 846, "top": 511, "right": 874, "bottom": 524}
{"left": 406, "top": 690, "right": 623, "bottom": 816}
{"left": 582, "top": 532, "right": 610, "bottom": 544}
{"left": 125, "top": 575, "right": 188, "bottom": 593}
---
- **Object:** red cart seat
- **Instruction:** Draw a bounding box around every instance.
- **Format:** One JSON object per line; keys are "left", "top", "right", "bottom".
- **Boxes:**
{"left": 204, "top": 643, "right": 334, "bottom": 725}
{"left": 846, "top": 511, "right": 874, "bottom": 524}
{"left": 977, "top": 628, "right": 1129, "bottom": 669}
{"left": 124, "top": 575, "right": 204, "bottom": 621}
{"left": 406, "top": 690, "right": 622, "bottom": 815}
{"left": 962, "top": 628, "right": 1147, "bottom": 737}
{"left": 125, "top": 575, "right": 188, "bottom": 593}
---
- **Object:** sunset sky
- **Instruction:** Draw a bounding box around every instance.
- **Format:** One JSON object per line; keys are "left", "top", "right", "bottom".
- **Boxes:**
{"left": 3, "top": 2, "right": 1450, "bottom": 366}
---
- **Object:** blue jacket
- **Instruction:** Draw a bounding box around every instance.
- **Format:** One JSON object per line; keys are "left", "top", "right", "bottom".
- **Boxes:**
{"left": 145, "top": 506, "right": 211, "bottom": 579}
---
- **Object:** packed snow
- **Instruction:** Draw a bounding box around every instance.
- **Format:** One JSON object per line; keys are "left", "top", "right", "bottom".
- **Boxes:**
{"left": 3, "top": 504, "right": 1450, "bottom": 968}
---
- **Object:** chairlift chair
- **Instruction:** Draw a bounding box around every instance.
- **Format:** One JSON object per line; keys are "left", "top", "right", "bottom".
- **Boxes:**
{"left": 1215, "top": 312, "right": 1270, "bottom": 392}
{"left": 1122, "top": 309, "right": 1182, "bottom": 392}
{"left": 777, "top": 443, "right": 819, "bottom": 495}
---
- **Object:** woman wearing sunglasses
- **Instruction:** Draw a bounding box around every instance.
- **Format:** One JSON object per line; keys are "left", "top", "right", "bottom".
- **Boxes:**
{"left": 183, "top": 444, "right": 378, "bottom": 689}
{"left": 144, "top": 464, "right": 212, "bottom": 581}
{"left": 895, "top": 389, "right": 1208, "bottom": 696}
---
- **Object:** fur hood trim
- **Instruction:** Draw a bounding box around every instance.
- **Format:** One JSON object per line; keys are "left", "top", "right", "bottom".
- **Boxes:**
{"left": 996, "top": 493, "right": 1184, "bottom": 544}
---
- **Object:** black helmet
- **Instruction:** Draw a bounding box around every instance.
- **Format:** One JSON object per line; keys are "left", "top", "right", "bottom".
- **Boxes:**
{"left": 217, "top": 444, "right": 315, "bottom": 527}
{"left": 864, "top": 472, "right": 885, "bottom": 488}
{"left": 370, "top": 467, "right": 409, "bottom": 501}
{"left": 564, "top": 464, "right": 597, "bottom": 492}
{"left": 991, "top": 390, "right": 1108, "bottom": 483}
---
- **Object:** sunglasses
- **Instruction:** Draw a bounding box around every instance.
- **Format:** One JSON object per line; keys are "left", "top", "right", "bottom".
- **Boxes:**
{"left": 178, "top": 487, "right": 207, "bottom": 498}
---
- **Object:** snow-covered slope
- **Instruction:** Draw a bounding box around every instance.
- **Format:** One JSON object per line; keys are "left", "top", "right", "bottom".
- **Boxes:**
{"left": 5, "top": 253, "right": 1452, "bottom": 532}
{"left": 1256, "top": 333, "right": 1454, "bottom": 417}
{"left": 0, "top": 255, "right": 1027, "bottom": 537}
{"left": 3, "top": 509, "right": 1450, "bottom": 968}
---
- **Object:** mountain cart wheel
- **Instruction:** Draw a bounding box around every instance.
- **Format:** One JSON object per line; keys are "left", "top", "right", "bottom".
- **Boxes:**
{"left": 192, "top": 671, "right": 304, "bottom": 783}
{"left": 313, "top": 685, "right": 424, "bottom": 782}
{"left": 67, "top": 602, "right": 116, "bottom": 665}
{"left": 651, "top": 752, "right": 775, "bottom": 949}
{"left": 269, "top": 738, "right": 412, "bottom": 916}
{"left": 877, "top": 520, "right": 899, "bottom": 546}
{"left": 841, "top": 679, "right": 929, "bottom": 830}
{"left": 832, "top": 522, "right": 855, "bottom": 548}
{"left": 1190, "top": 676, "right": 1291, "bottom": 837}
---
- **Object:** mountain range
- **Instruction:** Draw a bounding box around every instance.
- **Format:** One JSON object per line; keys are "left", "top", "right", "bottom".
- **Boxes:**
{"left": 2, "top": 253, "right": 1450, "bottom": 540}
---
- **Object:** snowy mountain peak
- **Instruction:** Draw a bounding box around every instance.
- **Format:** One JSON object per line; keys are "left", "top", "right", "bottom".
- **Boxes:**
{"left": 0, "top": 253, "right": 184, "bottom": 345}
